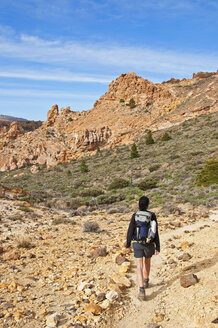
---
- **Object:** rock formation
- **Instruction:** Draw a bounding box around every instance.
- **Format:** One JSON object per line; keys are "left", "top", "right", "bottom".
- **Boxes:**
{"left": 0, "top": 71, "right": 217, "bottom": 171}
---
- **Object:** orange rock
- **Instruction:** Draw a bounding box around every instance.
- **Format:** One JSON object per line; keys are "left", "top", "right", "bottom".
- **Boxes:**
{"left": 84, "top": 302, "right": 102, "bottom": 315}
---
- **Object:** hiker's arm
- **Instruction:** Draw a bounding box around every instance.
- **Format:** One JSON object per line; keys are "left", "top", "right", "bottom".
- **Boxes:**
{"left": 126, "top": 214, "right": 135, "bottom": 248}
{"left": 152, "top": 213, "right": 160, "bottom": 253}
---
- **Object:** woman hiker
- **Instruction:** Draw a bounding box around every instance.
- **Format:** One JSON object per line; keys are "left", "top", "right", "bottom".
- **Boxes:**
{"left": 126, "top": 196, "right": 160, "bottom": 301}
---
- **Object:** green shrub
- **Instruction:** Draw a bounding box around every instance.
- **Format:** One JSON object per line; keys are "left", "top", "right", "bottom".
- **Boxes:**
{"left": 80, "top": 188, "right": 104, "bottom": 197}
{"left": 52, "top": 218, "right": 76, "bottom": 225}
{"left": 70, "top": 197, "right": 86, "bottom": 209}
{"left": 149, "top": 164, "right": 161, "bottom": 172}
{"left": 108, "top": 178, "right": 129, "bottom": 190}
{"left": 137, "top": 179, "right": 157, "bottom": 190}
{"left": 18, "top": 206, "right": 32, "bottom": 212}
{"left": 196, "top": 159, "right": 218, "bottom": 186}
{"left": 120, "top": 98, "right": 125, "bottom": 103}
{"left": 162, "top": 132, "right": 171, "bottom": 141}
{"left": 82, "top": 221, "right": 100, "bottom": 232}
{"left": 146, "top": 130, "right": 155, "bottom": 145}
{"left": 96, "top": 193, "right": 125, "bottom": 204}
{"left": 130, "top": 143, "right": 139, "bottom": 159}
{"left": 80, "top": 159, "right": 89, "bottom": 173}
{"left": 17, "top": 237, "right": 34, "bottom": 249}
{"left": 66, "top": 169, "right": 72, "bottom": 176}
{"left": 68, "top": 117, "right": 73, "bottom": 122}
{"left": 129, "top": 98, "right": 136, "bottom": 108}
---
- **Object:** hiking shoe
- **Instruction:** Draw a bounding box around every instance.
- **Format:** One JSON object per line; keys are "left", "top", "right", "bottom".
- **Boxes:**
{"left": 138, "top": 288, "right": 146, "bottom": 301}
{"left": 144, "top": 278, "right": 149, "bottom": 288}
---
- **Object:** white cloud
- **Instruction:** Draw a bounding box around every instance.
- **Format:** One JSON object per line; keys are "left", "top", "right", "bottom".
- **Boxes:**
{"left": 0, "top": 88, "right": 98, "bottom": 98}
{"left": 0, "top": 69, "right": 112, "bottom": 83}
{"left": 0, "top": 33, "right": 217, "bottom": 77}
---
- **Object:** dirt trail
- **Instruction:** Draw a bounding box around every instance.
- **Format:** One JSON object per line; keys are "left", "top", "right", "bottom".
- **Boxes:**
{"left": 115, "top": 210, "right": 218, "bottom": 328}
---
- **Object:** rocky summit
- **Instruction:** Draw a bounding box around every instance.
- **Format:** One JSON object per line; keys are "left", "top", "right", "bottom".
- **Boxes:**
{"left": 0, "top": 71, "right": 217, "bottom": 171}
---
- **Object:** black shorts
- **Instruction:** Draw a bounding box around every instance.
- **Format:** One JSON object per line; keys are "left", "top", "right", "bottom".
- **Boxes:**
{"left": 133, "top": 242, "right": 155, "bottom": 258}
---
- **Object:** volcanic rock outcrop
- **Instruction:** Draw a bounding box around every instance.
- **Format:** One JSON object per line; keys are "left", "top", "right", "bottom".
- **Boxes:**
{"left": 0, "top": 71, "right": 217, "bottom": 171}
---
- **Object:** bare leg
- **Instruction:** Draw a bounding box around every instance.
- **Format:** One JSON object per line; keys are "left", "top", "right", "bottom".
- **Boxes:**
{"left": 136, "top": 258, "right": 144, "bottom": 287}
{"left": 144, "top": 257, "right": 151, "bottom": 279}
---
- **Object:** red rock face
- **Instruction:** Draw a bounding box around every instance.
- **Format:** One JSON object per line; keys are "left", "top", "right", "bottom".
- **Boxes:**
{"left": 0, "top": 71, "right": 217, "bottom": 171}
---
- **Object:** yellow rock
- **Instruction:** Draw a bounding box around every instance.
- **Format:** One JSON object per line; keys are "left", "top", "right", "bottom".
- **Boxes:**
{"left": 181, "top": 241, "right": 189, "bottom": 250}
{"left": 13, "top": 311, "right": 24, "bottom": 320}
{"left": 111, "top": 274, "right": 131, "bottom": 287}
{"left": 119, "top": 262, "right": 131, "bottom": 273}
{"left": 153, "top": 313, "right": 165, "bottom": 323}
{"left": 17, "top": 285, "right": 24, "bottom": 292}
{"left": 0, "top": 282, "right": 8, "bottom": 289}
{"left": 100, "top": 299, "right": 110, "bottom": 309}
{"left": 64, "top": 290, "right": 74, "bottom": 296}
{"left": 39, "top": 308, "right": 47, "bottom": 316}
{"left": 75, "top": 314, "right": 87, "bottom": 324}
{"left": 84, "top": 302, "right": 102, "bottom": 315}
{"left": 8, "top": 281, "right": 17, "bottom": 292}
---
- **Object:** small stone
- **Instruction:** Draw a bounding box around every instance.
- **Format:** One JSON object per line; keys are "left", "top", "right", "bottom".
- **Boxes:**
{"left": 13, "top": 311, "right": 24, "bottom": 320}
{"left": 146, "top": 324, "right": 161, "bottom": 328}
{"left": 119, "top": 262, "right": 131, "bottom": 273}
{"left": 89, "top": 246, "right": 107, "bottom": 259}
{"left": 84, "top": 288, "right": 92, "bottom": 296}
{"left": 2, "top": 250, "right": 21, "bottom": 261}
{"left": 153, "top": 313, "right": 165, "bottom": 323}
{"left": 100, "top": 299, "right": 110, "bottom": 309}
{"left": 180, "top": 274, "right": 199, "bottom": 288}
{"left": 84, "top": 301, "right": 102, "bottom": 315}
{"left": 46, "top": 313, "right": 59, "bottom": 327}
{"left": 181, "top": 241, "right": 189, "bottom": 250}
{"left": 115, "top": 254, "right": 126, "bottom": 265}
{"left": 181, "top": 253, "right": 192, "bottom": 261}
{"left": 106, "top": 290, "right": 118, "bottom": 302}
{"left": 96, "top": 293, "right": 106, "bottom": 302}
{"left": 112, "top": 274, "right": 131, "bottom": 287}
{"left": 78, "top": 281, "right": 90, "bottom": 292}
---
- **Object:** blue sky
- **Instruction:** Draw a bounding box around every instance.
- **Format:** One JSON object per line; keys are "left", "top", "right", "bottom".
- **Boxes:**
{"left": 0, "top": 0, "right": 217, "bottom": 121}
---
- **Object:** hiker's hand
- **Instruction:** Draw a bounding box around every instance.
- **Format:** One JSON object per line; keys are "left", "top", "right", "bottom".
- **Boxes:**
{"left": 155, "top": 250, "right": 159, "bottom": 255}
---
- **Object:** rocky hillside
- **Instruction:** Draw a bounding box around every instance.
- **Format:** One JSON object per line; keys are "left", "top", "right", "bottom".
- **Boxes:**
{"left": 0, "top": 120, "right": 42, "bottom": 150}
{"left": 0, "top": 71, "right": 217, "bottom": 172}
{"left": 0, "top": 115, "right": 27, "bottom": 122}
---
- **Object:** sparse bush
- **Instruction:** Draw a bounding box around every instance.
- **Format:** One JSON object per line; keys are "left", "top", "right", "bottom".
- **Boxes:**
{"left": 129, "top": 98, "right": 136, "bottom": 108}
{"left": 66, "top": 169, "right": 72, "bottom": 176}
{"left": 17, "top": 237, "right": 34, "bottom": 249}
{"left": 120, "top": 98, "right": 125, "bottom": 103}
{"left": 80, "top": 188, "right": 104, "bottom": 197}
{"left": 82, "top": 221, "right": 100, "bottom": 232}
{"left": 149, "top": 164, "right": 161, "bottom": 172}
{"left": 196, "top": 159, "right": 218, "bottom": 186}
{"left": 130, "top": 143, "right": 139, "bottom": 159}
{"left": 18, "top": 206, "right": 32, "bottom": 212}
{"left": 68, "top": 117, "right": 73, "bottom": 122}
{"left": 137, "top": 179, "right": 157, "bottom": 191}
{"left": 70, "top": 197, "right": 86, "bottom": 209}
{"left": 80, "top": 159, "right": 89, "bottom": 173}
{"left": 96, "top": 193, "right": 126, "bottom": 204}
{"left": 162, "top": 132, "right": 171, "bottom": 141}
{"left": 108, "top": 178, "right": 129, "bottom": 190}
{"left": 146, "top": 130, "right": 154, "bottom": 145}
{"left": 52, "top": 218, "right": 76, "bottom": 225}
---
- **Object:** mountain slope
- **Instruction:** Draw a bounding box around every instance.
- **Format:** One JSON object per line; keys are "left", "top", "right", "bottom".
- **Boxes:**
{"left": 0, "top": 71, "right": 217, "bottom": 171}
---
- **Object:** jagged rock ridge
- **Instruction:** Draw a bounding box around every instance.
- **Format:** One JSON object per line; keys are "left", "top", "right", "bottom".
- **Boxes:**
{"left": 0, "top": 71, "right": 217, "bottom": 171}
